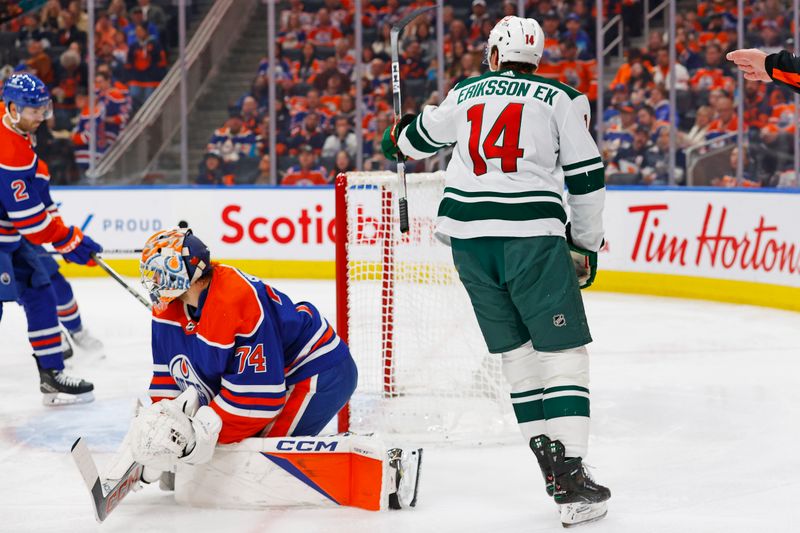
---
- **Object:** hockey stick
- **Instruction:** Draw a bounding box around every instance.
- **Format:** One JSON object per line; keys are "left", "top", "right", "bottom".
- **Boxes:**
{"left": 48, "top": 248, "right": 144, "bottom": 256}
{"left": 71, "top": 438, "right": 144, "bottom": 523}
{"left": 391, "top": 5, "right": 436, "bottom": 234}
{"left": 91, "top": 253, "right": 152, "bottom": 310}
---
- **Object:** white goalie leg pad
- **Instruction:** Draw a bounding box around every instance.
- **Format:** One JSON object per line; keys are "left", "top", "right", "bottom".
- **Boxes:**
{"left": 501, "top": 341, "right": 546, "bottom": 440}
{"left": 175, "top": 435, "right": 402, "bottom": 511}
{"left": 539, "top": 346, "right": 590, "bottom": 459}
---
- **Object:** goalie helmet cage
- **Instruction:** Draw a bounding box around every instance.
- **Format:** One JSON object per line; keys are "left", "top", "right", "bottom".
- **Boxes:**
{"left": 335, "top": 171, "right": 518, "bottom": 444}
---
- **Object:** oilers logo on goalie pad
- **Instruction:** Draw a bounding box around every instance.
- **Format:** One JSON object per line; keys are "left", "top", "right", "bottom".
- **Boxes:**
{"left": 169, "top": 354, "right": 214, "bottom": 406}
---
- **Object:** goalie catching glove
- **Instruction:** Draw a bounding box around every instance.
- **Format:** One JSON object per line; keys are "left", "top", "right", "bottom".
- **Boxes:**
{"left": 129, "top": 387, "right": 222, "bottom": 472}
{"left": 565, "top": 223, "right": 600, "bottom": 289}
{"left": 381, "top": 113, "right": 416, "bottom": 161}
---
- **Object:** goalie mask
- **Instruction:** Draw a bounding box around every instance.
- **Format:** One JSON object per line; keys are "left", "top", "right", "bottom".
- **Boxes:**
{"left": 140, "top": 228, "right": 211, "bottom": 309}
{"left": 486, "top": 16, "right": 545, "bottom": 71}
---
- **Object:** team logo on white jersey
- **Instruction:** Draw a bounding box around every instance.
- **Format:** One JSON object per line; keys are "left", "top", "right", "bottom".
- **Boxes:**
{"left": 169, "top": 354, "right": 214, "bottom": 405}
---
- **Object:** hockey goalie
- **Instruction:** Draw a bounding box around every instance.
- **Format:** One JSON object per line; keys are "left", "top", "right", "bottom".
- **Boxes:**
{"left": 95, "top": 228, "right": 421, "bottom": 516}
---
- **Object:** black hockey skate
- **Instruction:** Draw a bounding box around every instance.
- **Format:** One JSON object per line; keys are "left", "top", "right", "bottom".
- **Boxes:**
{"left": 36, "top": 356, "right": 94, "bottom": 406}
{"left": 545, "top": 438, "right": 610, "bottom": 528}
{"left": 530, "top": 435, "right": 555, "bottom": 497}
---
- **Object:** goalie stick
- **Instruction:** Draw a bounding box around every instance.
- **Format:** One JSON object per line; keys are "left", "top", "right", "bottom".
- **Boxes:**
{"left": 91, "top": 253, "right": 152, "bottom": 310}
{"left": 71, "top": 438, "right": 144, "bottom": 523}
{"left": 390, "top": 5, "right": 436, "bottom": 233}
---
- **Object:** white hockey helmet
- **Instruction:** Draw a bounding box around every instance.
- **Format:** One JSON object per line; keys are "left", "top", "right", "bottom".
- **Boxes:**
{"left": 486, "top": 16, "right": 545, "bottom": 71}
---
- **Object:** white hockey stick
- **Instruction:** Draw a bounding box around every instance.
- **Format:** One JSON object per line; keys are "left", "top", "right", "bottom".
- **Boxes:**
{"left": 91, "top": 253, "right": 152, "bottom": 310}
{"left": 71, "top": 437, "right": 144, "bottom": 523}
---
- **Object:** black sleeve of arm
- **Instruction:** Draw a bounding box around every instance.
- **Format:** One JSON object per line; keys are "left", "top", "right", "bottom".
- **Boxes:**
{"left": 766, "top": 50, "right": 800, "bottom": 94}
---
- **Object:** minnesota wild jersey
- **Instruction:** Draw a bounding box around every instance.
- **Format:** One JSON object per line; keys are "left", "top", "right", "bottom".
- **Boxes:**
{"left": 397, "top": 69, "right": 605, "bottom": 252}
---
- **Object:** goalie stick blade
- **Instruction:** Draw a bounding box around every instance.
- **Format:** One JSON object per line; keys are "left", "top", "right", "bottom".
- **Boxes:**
{"left": 71, "top": 437, "right": 144, "bottom": 523}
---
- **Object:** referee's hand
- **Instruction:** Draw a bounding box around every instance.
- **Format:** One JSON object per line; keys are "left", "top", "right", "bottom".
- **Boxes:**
{"left": 726, "top": 48, "right": 772, "bottom": 82}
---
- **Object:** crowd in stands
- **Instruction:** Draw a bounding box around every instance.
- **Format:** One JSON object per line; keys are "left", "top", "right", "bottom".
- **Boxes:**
{"left": 0, "top": 0, "right": 175, "bottom": 183}
{"left": 603, "top": 0, "right": 800, "bottom": 187}
{"left": 201, "top": 0, "right": 629, "bottom": 186}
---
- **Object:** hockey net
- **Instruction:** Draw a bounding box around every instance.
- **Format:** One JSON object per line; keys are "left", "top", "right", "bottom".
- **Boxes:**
{"left": 335, "top": 171, "right": 517, "bottom": 444}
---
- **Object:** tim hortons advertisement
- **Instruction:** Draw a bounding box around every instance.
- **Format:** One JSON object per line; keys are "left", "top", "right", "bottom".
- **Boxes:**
{"left": 602, "top": 190, "right": 800, "bottom": 288}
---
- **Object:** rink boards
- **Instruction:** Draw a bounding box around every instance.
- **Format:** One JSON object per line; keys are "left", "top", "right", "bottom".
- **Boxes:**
{"left": 50, "top": 185, "right": 800, "bottom": 311}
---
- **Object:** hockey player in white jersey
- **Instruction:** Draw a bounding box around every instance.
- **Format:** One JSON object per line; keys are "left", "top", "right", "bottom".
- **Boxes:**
{"left": 382, "top": 16, "right": 610, "bottom": 528}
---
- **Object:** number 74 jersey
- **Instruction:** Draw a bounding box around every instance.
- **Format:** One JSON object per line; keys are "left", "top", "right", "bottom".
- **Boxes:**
{"left": 397, "top": 69, "right": 605, "bottom": 252}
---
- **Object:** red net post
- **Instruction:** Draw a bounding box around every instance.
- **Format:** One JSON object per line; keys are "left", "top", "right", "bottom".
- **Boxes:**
{"left": 335, "top": 173, "right": 351, "bottom": 432}
{"left": 380, "top": 186, "right": 397, "bottom": 397}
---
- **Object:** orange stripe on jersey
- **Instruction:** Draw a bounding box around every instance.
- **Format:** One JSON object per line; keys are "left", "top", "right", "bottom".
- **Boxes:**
{"left": 31, "top": 335, "right": 61, "bottom": 347}
{"left": 150, "top": 375, "right": 177, "bottom": 385}
{"left": 296, "top": 304, "right": 312, "bottom": 316}
{"left": 211, "top": 400, "right": 275, "bottom": 444}
{"left": 266, "top": 377, "right": 312, "bottom": 437}
{"left": 310, "top": 325, "right": 334, "bottom": 354}
{"left": 773, "top": 68, "right": 800, "bottom": 87}
{"left": 219, "top": 388, "right": 284, "bottom": 407}
{"left": 58, "top": 304, "right": 78, "bottom": 316}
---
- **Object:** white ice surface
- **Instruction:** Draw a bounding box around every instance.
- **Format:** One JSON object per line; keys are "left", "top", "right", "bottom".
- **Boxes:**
{"left": 1, "top": 278, "right": 799, "bottom": 532}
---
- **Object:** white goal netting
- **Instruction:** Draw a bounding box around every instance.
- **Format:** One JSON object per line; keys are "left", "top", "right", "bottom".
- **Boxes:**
{"left": 338, "top": 171, "right": 517, "bottom": 444}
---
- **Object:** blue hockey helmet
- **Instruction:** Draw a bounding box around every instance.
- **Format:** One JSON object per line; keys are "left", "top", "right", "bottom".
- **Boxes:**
{"left": 2, "top": 73, "right": 52, "bottom": 118}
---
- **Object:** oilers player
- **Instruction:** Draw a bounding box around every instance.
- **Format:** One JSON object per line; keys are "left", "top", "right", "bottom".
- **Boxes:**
{"left": 32, "top": 160, "right": 106, "bottom": 358}
{"left": 101, "top": 228, "right": 421, "bottom": 511}
{"left": 382, "top": 16, "right": 610, "bottom": 527}
{"left": 0, "top": 73, "right": 102, "bottom": 404}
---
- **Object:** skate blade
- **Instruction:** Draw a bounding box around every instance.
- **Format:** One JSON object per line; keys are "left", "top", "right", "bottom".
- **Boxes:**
{"left": 560, "top": 501, "right": 608, "bottom": 528}
{"left": 42, "top": 391, "right": 95, "bottom": 406}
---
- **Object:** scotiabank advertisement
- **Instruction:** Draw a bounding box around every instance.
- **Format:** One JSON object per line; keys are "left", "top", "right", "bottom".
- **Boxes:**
{"left": 53, "top": 187, "right": 337, "bottom": 260}
{"left": 52, "top": 186, "right": 800, "bottom": 291}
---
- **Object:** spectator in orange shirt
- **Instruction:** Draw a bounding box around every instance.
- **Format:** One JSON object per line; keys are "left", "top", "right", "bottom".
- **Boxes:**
{"left": 400, "top": 40, "right": 428, "bottom": 80}
{"left": 742, "top": 80, "right": 770, "bottom": 130}
{"left": 541, "top": 11, "right": 562, "bottom": 64}
{"left": 558, "top": 40, "right": 591, "bottom": 94}
{"left": 308, "top": 8, "right": 343, "bottom": 47}
{"left": 282, "top": 145, "right": 329, "bottom": 186}
{"left": 469, "top": 0, "right": 490, "bottom": 41}
{"left": 690, "top": 43, "right": 735, "bottom": 93}
{"left": 706, "top": 95, "right": 738, "bottom": 139}
{"left": 293, "top": 42, "right": 324, "bottom": 84}
{"left": 610, "top": 48, "right": 651, "bottom": 89}
{"left": 124, "top": 23, "right": 167, "bottom": 110}
{"left": 95, "top": 11, "right": 120, "bottom": 53}
{"left": 25, "top": 39, "right": 54, "bottom": 86}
